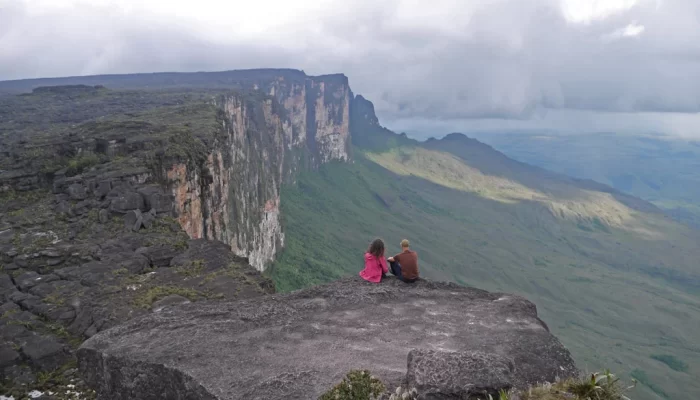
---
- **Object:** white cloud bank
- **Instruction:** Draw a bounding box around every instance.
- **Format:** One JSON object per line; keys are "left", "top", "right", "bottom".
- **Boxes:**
{"left": 1, "top": 0, "right": 700, "bottom": 137}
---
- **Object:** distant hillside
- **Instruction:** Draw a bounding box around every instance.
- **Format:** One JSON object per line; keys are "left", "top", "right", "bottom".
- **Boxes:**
{"left": 270, "top": 97, "right": 700, "bottom": 400}
{"left": 469, "top": 132, "right": 700, "bottom": 228}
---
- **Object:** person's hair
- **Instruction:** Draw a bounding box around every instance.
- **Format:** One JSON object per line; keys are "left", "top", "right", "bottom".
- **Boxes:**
{"left": 401, "top": 239, "right": 410, "bottom": 248}
{"left": 367, "top": 238, "right": 385, "bottom": 257}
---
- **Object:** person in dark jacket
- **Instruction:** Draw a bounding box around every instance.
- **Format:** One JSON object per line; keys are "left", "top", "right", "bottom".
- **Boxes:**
{"left": 387, "top": 239, "right": 419, "bottom": 283}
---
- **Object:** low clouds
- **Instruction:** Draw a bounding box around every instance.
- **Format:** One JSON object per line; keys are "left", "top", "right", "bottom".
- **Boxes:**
{"left": 1, "top": 0, "right": 700, "bottom": 136}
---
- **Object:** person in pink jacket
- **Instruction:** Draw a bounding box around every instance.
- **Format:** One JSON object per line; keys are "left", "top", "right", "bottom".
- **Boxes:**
{"left": 360, "top": 238, "right": 389, "bottom": 283}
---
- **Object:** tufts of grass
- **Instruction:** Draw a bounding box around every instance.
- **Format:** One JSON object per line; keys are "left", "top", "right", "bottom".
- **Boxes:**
{"left": 8, "top": 320, "right": 35, "bottom": 330}
{"left": 65, "top": 152, "right": 101, "bottom": 176}
{"left": 133, "top": 285, "right": 203, "bottom": 309}
{"left": 566, "top": 371, "right": 634, "bottom": 400}
{"left": 322, "top": 370, "right": 633, "bottom": 400}
{"left": 1, "top": 309, "right": 19, "bottom": 319}
{"left": 44, "top": 292, "right": 66, "bottom": 306}
{"left": 112, "top": 268, "right": 129, "bottom": 276}
{"left": 176, "top": 259, "right": 205, "bottom": 278}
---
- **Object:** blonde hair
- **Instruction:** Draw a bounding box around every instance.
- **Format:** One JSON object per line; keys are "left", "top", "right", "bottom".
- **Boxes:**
{"left": 400, "top": 239, "right": 410, "bottom": 248}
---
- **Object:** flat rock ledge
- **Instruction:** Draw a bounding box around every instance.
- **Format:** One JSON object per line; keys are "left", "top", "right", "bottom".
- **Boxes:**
{"left": 77, "top": 277, "right": 577, "bottom": 399}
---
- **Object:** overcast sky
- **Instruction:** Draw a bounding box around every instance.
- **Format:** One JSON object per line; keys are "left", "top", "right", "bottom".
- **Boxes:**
{"left": 2, "top": 0, "right": 700, "bottom": 138}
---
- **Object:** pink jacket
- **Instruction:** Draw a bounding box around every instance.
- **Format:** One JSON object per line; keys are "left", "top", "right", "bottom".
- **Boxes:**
{"left": 359, "top": 252, "right": 388, "bottom": 283}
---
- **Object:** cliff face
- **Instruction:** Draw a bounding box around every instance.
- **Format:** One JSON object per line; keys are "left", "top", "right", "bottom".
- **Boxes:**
{"left": 167, "top": 73, "right": 352, "bottom": 270}
{"left": 0, "top": 71, "right": 352, "bottom": 272}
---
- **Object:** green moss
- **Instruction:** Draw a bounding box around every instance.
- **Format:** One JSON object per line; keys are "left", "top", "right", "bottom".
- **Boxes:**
{"left": 176, "top": 259, "right": 205, "bottom": 277}
{"left": 8, "top": 208, "right": 25, "bottom": 217}
{"left": 44, "top": 292, "right": 66, "bottom": 306}
{"left": 133, "top": 285, "right": 204, "bottom": 309}
{"left": 1, "top": 309, "right": 19, "bottom": 319}
{"left": 8, "top": 320, "right": 35, "bottom": 330}
{"left": 112, "top": 268, "right": 129, "bottom": 276}
{"left": 66, "top": 153, "right": 101, "bottom": 176}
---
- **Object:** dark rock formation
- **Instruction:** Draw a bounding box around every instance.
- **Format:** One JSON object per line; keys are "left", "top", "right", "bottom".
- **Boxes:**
{"left": 0, "top": 161, "right": 274, "bottom": 394}
{"left": 78, "top": 277, "right": 577, "bottom": 399}
{"left": 1, "top": 69, "right": 354, "bottom": 271}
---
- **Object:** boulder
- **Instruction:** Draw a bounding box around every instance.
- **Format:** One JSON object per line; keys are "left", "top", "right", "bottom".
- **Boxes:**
{"left": 110, "top": 192, "right": 145, "bottom": 213}
{"left": 94, "top": 180, "right": 112, "bottom": 199}
{"left": 124, "top": 209, "right": 143, "bottom": 231}
{"left": 67, "top": 183, "right": 88, "bottom": 200}
{"left": 15, "top": 271, "right": 59, "bottom": 292}
{"left": 0, "top": 274, "right": 16, "bottom": 300}
{"left": 55, "top": 200, "right": 72, "bottom": 216}
{"left": 138, "top": 186, "right": 173, "bottom": 214}
{"left": 0, "top": 344, "right": 21, "bottom": 369}
{"left": 141, "top": 209, "right": 156, "bottom": 229}
{"left": 78, "top": 277, "right": 577, "bottom": 400}
{"left": 21, "top": 334, "right": 70, "bottom": 371}
{"left": 98, "top": 208, "right": 110, "bottom": 224}
{"left": 406, "top": 350, "right": 514, "bottom": 399}
{"left": 136, "top": 245, "right": 176, "bottom": 267}
{"left": 73, "top": 199, "right": 91, "bottom": 215}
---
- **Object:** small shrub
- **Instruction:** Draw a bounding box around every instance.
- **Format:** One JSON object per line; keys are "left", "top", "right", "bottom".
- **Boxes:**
{"left": 520, "top": 371, "right": 635, "bottom": 400}
{"left": 567, "top": 371, "right": 632, "bottom": 400}
{"left": 66, "top": 153, "right": 101, "bottom": 176}
{"left": 176, "top": 259, "right": 205, "bottom": 277}
{"left": 319, "top": 370, "right": 386, "bottom": 400}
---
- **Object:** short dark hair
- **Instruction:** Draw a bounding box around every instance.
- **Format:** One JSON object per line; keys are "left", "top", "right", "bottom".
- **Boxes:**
{"left": 367, "top": 238, "right": 385, "bottom": 257}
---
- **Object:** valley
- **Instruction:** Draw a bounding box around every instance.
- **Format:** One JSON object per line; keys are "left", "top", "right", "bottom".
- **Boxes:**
{"left": 468, "top": 132, "right": 700, "bottom": 228}
{"left": 272, "top": 113, "right": 700, "bottom": 400}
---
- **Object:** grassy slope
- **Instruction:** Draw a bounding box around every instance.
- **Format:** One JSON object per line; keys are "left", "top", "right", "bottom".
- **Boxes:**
{"left": 468, "top": 132, "right": 700, "bottom": 227}
{"left": 270, "top": 147, "right": 700, "bottom": 400}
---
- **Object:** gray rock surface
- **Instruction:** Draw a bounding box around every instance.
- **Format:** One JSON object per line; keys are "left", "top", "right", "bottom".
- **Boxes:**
{"left": 406, "top": 350, "right": 514, "bottom": 399}
{"left": 78, "top": 277, "right": 577, "bottom": 400}
{"left": 151, "top": 294, "right": 190, "bottom": 312}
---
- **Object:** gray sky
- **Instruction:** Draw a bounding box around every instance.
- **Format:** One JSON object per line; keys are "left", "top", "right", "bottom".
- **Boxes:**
{"left": 2, "top": 0, "right": 700, "bottom": 138}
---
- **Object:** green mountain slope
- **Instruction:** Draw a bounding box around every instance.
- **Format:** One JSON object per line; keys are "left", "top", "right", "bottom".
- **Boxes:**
{"left": 468, "top": 132, "right": 700, "bottom": 228}
{"left": 270, "top": 102, "right": 700, "bottom": 400}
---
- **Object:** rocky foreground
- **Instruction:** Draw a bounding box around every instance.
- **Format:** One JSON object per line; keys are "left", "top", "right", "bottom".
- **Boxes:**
{"left": 78, "top": 276, "right": 578, "bottom": 399}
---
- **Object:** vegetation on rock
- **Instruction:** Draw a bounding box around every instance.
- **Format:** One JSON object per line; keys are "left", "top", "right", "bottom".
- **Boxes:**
{"left": 323, "top": 370, "right": 635, "bottom": 400}
{"left": 319, "top": 370, "right": 385, "bottom": 400}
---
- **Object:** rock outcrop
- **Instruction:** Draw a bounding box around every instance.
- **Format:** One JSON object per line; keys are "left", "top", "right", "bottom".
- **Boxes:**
{"left": 0, "top": 70, "right": 353, "bottom": 272}
{"left": 0, "top": 167, "right": 274, "bottom": 393}
{"left": 168, "top": 75, "right": 352, "bottom": 270}
{"left": 77, "top": 277, "right": 577, "bottom": 399}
